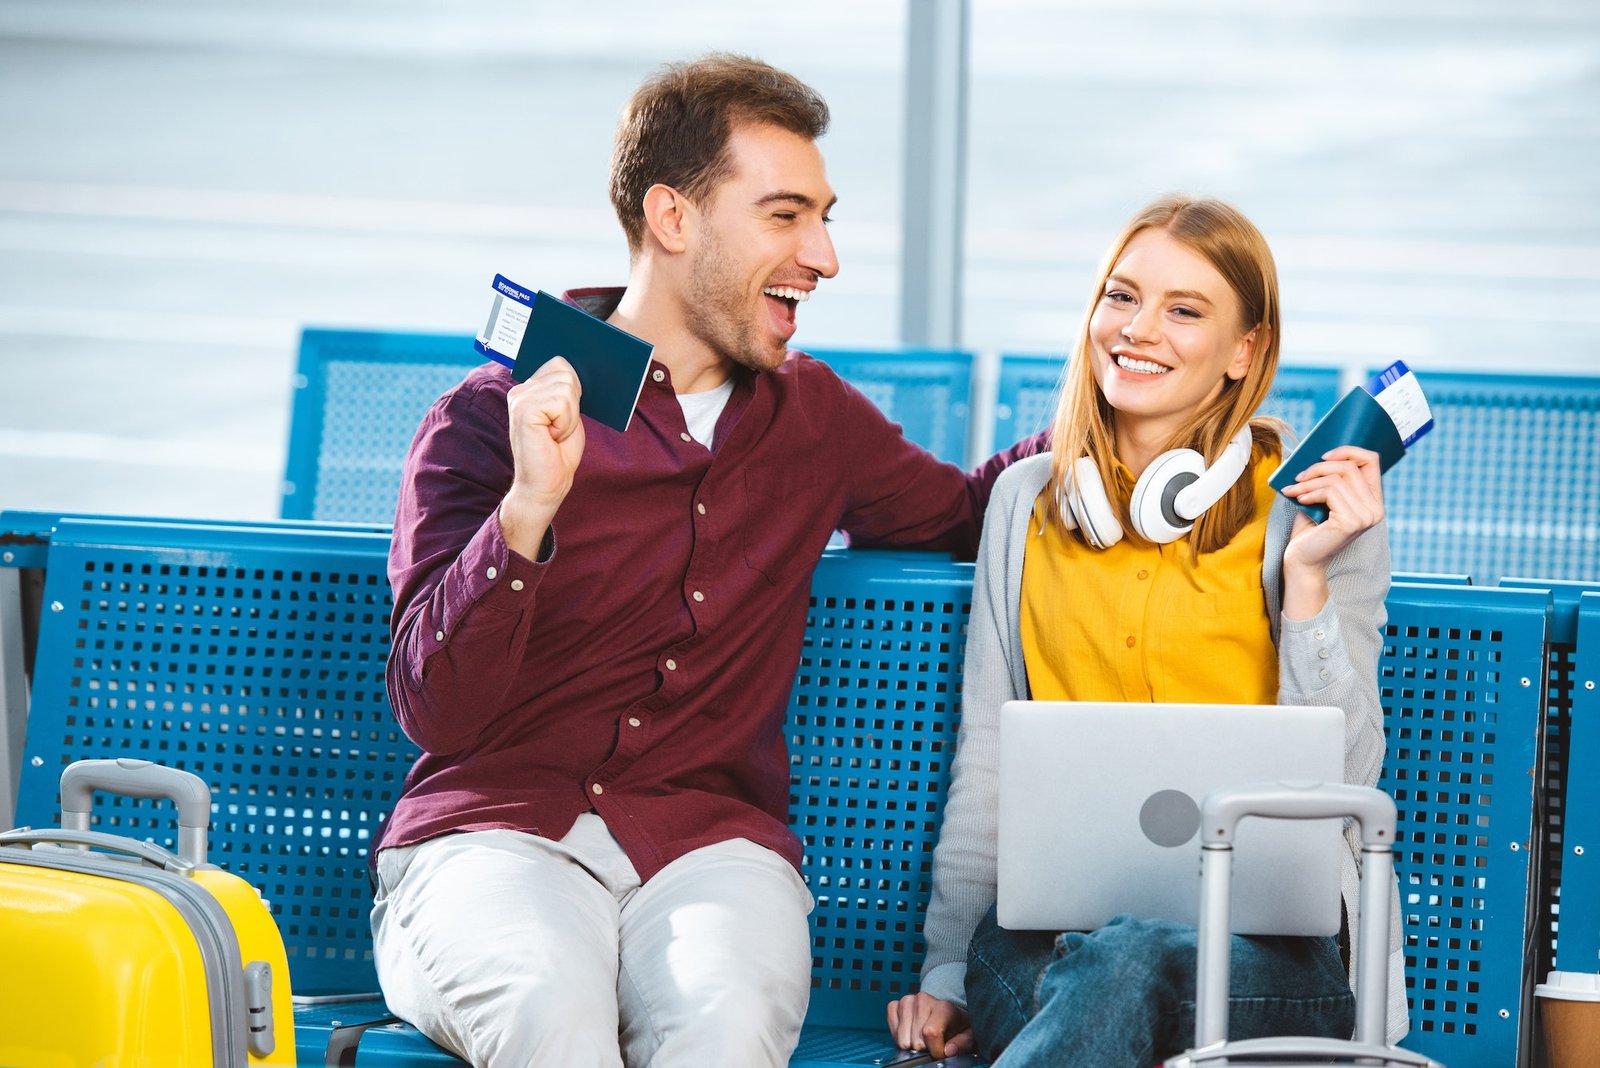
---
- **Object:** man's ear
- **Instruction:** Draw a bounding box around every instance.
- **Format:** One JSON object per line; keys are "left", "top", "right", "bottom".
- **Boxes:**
{"left": 642, "top": 184, "right": 692, "bottom": 254}
{"left": 1226, "top": 325, "right": 1263, "bottom": 382}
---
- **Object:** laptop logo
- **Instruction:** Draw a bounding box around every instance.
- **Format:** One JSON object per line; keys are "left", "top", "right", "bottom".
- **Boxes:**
{"left": 1140, "top": 789, "right": 1201, "bottom": 847}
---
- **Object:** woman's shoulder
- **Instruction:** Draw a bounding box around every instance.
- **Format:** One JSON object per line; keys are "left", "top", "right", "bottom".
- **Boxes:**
{"left": 993, "top": 451, "right": 1054, "bottom": 503}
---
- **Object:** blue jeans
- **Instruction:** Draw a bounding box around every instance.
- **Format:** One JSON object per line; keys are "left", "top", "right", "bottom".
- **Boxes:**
{"left": 965, "top": 908, "right": 1355, "bottom": 1068}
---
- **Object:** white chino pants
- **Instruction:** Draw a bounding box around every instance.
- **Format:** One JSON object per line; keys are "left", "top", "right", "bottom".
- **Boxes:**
{"left": 371, "top": 815, "right": 814, "bottom": 1068}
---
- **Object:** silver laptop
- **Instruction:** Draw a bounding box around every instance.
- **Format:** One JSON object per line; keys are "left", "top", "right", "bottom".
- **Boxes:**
{"left": 996, "top": 701, "right": 1345, "bottom": 936}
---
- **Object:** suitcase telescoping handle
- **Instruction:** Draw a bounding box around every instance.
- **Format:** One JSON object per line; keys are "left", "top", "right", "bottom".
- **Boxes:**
{"left": 1193, "top": 781, "right": 1395, "bottom": 1052}
{"left": 58, "top": 758, "right": 212, "bottom": 866}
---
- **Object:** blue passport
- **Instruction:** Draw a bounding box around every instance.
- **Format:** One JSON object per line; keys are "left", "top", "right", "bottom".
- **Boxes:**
{"left": 474, "top": 276, "right": 654, "bottom": 433}
{"left": 1268, "top": 361, "right": 1432, "bottom": 523}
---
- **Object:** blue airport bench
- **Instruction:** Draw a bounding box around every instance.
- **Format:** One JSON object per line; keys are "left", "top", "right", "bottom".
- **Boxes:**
{"left": 1383, "top": 371, "right": 1600, "bottom": 584}
{"left": 807, "top": 347, "right": 974, "bottom": 466}
{"left": 282, "top": 329, "right": 978, "bottom": 526}
{"left": 1380, "top": 580, "right": 1547, "bottom": 1064}
{"left": 1499, "top": 578, "right": 1600, "bottom": 984}
{"left": 281, "top": 328, "right": 482, "bottom": 524}
{"left": 0, "top": 510, "right": 392, "bottom": 835}
{"left": 8, "top": 519, "right": 1549, "bottom": 1066}
{"left": 990, "top": 355, "right": 1342, "bottom": 455}
{"left": 1555, "top": 591, "right": 1600, "bottom": 973}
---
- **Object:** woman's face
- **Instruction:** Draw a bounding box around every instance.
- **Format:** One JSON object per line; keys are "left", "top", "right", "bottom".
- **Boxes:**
{"left": 1088, "top": 227, "right": 1257, "bottom": 446}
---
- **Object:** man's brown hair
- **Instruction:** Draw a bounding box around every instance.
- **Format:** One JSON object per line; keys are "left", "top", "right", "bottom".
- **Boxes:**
{"left": 610, "top": 53, "right": 830, "bottom": 256}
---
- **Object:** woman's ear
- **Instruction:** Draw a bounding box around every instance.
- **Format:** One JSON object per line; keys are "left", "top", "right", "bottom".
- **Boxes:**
{"left": 1226, "top": 325, "right": 1264, "bottom": 381}
{"left": 641, "top": 184, "right": 692, "bottom": 254}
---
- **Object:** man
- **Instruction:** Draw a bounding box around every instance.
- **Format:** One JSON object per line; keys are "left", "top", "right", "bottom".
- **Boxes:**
{"left": 372, "top": 53, "right": 1041, "bottom": 1067}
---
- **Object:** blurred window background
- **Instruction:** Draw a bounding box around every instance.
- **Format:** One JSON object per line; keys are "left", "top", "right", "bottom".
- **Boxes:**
{"left": 1, "top": 0, "right": 1594, "bottom": 518}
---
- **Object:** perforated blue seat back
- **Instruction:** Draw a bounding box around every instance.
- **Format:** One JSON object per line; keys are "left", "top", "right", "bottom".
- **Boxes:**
{"left": 1499, "top": 580, "right": 1600, "bottom": 980}
{"left": 13, "top": 519, "right": 410, "bottom": 997}
{"left": 809, "top": 349, "right": 973, "bottom": 465}
{"left": 1381, "top": 582, "right": 1546, "bottom": 1067}
{"left": 788, "top": 550, "right": 972, "bottom": 1032}
{"left": 1554, "top": 592, "right": 1600, "bottom": 973}
{"left": 991, "top": 355, "right": 1341, "bottom": 452}
{"left": 1383, "top": 371, "right": 1600, "bottom": 583}
{"left": 283, "top": 329, "right": 483, "bottom": 523}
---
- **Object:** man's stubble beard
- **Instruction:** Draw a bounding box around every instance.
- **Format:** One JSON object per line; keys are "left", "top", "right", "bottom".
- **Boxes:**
{"left": 683, "top": 223, "right": 786, "bottom": 375}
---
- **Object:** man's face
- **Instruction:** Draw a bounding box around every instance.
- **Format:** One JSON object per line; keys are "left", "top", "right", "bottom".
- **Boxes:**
{"left": 681, "top": 123, "right": 839, "bottom": 373}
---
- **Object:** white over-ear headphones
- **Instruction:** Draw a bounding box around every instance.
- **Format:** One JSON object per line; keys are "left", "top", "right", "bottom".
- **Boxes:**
{"left": 1060, "top": 426, "right": 1254, "bottom": 548}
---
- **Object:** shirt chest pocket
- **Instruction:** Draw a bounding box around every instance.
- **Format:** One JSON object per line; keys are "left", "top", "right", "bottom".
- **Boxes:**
{"left": 742, "top": 466, "right": 826, "bottom": 585}
{"left": 1147, "top": 586, "right": 1277, "bottom": 704}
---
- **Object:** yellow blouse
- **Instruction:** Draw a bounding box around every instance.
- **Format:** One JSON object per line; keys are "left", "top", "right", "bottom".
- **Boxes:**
{"left": 1020, "top": 457, "right": 1279, "bottom": 704}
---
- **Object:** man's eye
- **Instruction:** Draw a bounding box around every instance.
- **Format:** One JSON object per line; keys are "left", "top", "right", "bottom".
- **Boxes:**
{"left": 773, "top": 212, "right": 797, "bottom": 222}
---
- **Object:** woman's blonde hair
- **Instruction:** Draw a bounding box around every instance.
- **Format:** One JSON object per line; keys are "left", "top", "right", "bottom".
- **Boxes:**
{"left": 1046, "top": 194, "right": 1286, "bottom": 556}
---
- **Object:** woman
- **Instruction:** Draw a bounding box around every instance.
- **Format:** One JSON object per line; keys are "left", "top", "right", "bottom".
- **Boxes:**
{"left": 886, "top": 194, "right": 1407, "bottom": 1067}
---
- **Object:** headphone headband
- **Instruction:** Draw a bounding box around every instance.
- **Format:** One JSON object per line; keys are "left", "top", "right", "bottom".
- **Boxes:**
{"left": 1172, "top": 426, "right": 1254, "bottom": 520}
{"left": 1062, "top": 424, "right": 1256, "bottom": 548}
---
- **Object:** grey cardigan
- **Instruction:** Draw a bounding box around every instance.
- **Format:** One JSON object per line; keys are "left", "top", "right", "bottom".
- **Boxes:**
{"left": 919, "top": 453, "right": 1409, "bottom": 1044}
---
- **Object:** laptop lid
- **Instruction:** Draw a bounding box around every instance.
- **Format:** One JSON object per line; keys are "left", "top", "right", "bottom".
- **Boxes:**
{"left": 996, "top": 701, "right": 1345, "bottom": 936}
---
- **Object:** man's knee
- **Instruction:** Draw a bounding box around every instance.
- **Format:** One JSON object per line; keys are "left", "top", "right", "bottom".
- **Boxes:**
{"left": 454, "top": 974, "right": 625, "bottom": 1067}
{"left": 658, "top": 985, "right": 806, "bottom": 1065}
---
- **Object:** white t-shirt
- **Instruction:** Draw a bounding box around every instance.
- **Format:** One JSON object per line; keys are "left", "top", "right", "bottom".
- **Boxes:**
{"left": 676, "top": 378, "right": 736, "bottom": 448}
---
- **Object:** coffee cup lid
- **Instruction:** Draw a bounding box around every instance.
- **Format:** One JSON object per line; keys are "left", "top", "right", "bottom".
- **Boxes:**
{"left": 1536, "top": 970, "right": 1600, "bottom": 1001}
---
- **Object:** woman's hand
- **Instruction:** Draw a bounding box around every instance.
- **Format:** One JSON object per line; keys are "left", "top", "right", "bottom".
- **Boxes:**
{"left": 886, "top": 992, "right": 973, "bottom": 1059}
{"left": 1279, "top": 445, "right": 1384, "bottom": 620}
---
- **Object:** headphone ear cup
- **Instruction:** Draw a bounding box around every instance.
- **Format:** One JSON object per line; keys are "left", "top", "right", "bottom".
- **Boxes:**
{"left": 1129, "top": 448, "right": 1205, "bottom": 544}
{"left": 1067, "top": 456, "right": 1123, "bottom": 549}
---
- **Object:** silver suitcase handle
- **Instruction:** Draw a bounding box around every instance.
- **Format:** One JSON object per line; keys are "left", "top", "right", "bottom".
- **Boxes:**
{"left": 57, "top": 757, "right": 212, "bottom": 865}
{"left": 1193, "top": 781, "right": 1395, "bottom": 1053}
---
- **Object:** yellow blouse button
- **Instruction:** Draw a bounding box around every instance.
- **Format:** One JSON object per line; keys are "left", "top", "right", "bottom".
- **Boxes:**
{"left": 1125, "top": 636, "right": 1137, "bottom": 648}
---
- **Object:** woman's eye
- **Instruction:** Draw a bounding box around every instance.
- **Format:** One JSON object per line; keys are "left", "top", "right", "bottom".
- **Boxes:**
{"left": 1172, "top": 306, "right": 1201, "bottom": 319}
{"left": 1104, "top": 290, "right": 1133, "bottom": 304}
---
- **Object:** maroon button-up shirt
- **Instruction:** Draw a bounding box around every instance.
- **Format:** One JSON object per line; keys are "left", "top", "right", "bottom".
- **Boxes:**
{"left": 380, "top": 287, "right": 1041, "bottom": 880}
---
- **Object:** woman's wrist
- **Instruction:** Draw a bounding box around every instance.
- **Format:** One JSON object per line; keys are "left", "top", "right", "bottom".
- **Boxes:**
{"left": 1280, "top": 555, "right": 1330, "bottom": 621}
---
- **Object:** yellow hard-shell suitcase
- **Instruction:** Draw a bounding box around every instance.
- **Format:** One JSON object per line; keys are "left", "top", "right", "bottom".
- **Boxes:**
{"left": 0, "top": 758, "right": 295, "bottom": 1067}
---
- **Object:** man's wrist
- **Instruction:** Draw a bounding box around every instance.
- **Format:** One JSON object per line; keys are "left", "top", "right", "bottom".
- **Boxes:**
{"left": 499, "top": 487, "right": 559, "bottom": 561}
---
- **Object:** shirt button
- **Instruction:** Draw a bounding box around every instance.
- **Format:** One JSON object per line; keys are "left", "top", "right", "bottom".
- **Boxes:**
{"left": 486, "top": 566, "right": 498, "bottom": 580}
{"left": 1319, "top": 668, "right": 1333, "bottom": 681}
{"left": 652, "top": 369, "right": 665, "bottom": 383}
{"left": 628, "top": 717, "right": 641, "bottom": 728}
{"left": 511, "top": 579, "right": 525, "bottom": 592}
{"left": 1125, "top": 636, "right": 1136, "bottom": 648}
{"left": 591, "top": 783, "right": 604, "bottom": 795}
{"left": 680, "top": 432, "right": 692, "bottom": 443}
{"left": 1318, "top": 648, "right": 1331, "bottom": 659}
{"left": 1136, "top": 570, "right": 1150, "bottom": 580}
{"left": 665, "top": 658, "right": 678, "bottom": 671}
{"left": 692, "top": 590, "right": 705, "bottom": 602}
{"left": 435, "top": 630, "right": 445, "bottom": 642}
{"left": 1313, "top": 628, "right": 1327, "bottom": 640}
{"left": 697, "top": 503, "right": 706, "bottom": 515}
